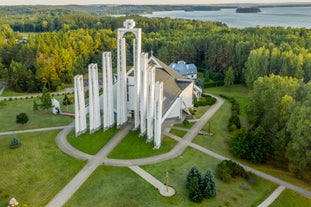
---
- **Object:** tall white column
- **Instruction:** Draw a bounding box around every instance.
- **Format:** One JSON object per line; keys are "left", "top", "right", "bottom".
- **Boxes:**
{"left": 117, "top": 19, "right": 141, "bottom": 129}
{"left": 140, "top": 53, "right": 148, "bottom": 136}
{"left": 133, "top": 31, "right": 142, "bottom": 130}
{"left": 88, "top": 64, "right": 101, "bottom": 133}
{"left": 154, "top": 81, "right": 163, "bottom": 149}
{"left": 117, "top": 33, "right": 128, "bottom": 127}
{"left": 74, "top": 75, "right": 87, "bottom": 136}
{"left": 146, "top": 66, "right": 155, "bottom": 142}
{"left": 102, "top": 52, "right": 115, "bottom": 130}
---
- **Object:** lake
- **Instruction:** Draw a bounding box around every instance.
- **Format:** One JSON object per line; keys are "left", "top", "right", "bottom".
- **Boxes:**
{"left": 141, "top": 6, "right": 311, "bottom": 28}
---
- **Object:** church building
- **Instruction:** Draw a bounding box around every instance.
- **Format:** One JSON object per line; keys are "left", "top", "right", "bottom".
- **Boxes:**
{"left": 74, "top": 19, "right": 194, "bottom": 149}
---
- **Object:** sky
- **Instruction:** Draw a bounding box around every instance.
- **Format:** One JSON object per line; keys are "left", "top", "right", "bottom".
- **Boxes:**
{"left": 0, "top": 0, "right": 310, "bottom": 6}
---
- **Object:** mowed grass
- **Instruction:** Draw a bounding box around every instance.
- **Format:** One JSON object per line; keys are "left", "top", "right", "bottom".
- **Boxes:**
{"left": 67, "top": 127, "right": 119, "bottom": 155}
{"left": 194, "top": 105, "right": 211, "bottom": 118}
{"left": 270, "top": 189, "right": 311, "bottom": 207}
{"left": 169, "top": 128, "right": 187, "bottom": 138}
{"left": 195, "top": 85, "right": 311, "bottom": 191}
{"left": 66, "top": 148, "right": 277, "bottom": 207}
{"left": 174, "top": 121, "right": 195, "bottom": 129}
{"left": 0, "top": 131, "right": 84, "bottom": 206}
{"left": 0, "top": 97, "right": 74, "bottom": 132}
{"left": 107, "top": 130, "right": 177, "bottom": 159}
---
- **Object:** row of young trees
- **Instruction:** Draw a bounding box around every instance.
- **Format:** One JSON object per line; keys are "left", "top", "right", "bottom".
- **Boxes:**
{"left": 1, "top": 15, "right": 311, "bottom": 92}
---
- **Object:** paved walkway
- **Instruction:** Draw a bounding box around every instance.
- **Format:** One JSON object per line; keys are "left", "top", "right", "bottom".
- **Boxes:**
{"left": 46, "top": 123, "right": 133, "bottom": 207}
{"left": 0, "top": 126, "right": 67, "bottom": 136}
{"left": 257, "top": 185, "right": 286, "bottom": 207}
{"left": 164, "top": 131, "right": 311, "bottom": 199}
{"left": 129, "top": 166, "right": 175, "bottom": 197}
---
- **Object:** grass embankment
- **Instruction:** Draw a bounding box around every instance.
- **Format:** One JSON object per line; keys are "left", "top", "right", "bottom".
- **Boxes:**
{"left": 0, "top": 131, "right": 84, "bottom": 206}
{"left": 108, "top": 130, "right": 177, "bottom": 159}
{"left": 65, "top": 148, "right": 277, "bottom": 207}
{"left": 0, "top": 97, "right": 74, "bottom": 132}
{"left": 67, "top": 127, "right": 119, "bottom": 155}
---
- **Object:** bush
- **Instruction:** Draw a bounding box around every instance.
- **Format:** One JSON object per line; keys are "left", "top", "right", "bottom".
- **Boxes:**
{"left": 189, "top": 108, "right": 195, "bottom": 115}
{"left": 189, "top": 176, "right": 203, "bottom": 203}
{"left": 219, "top": 94, "right": 229, "bottom": 99}
{"left": 16, "top": 112, "right": 29, "bottom": 124}
{"left": 216, "top": 160, "right": 247, "bottom": 182}
{"left": 9, "top": 136, "right": 21, "bottom": 149}
{"left": 231, "top": 102, "right": 240, "bottom": 114}
{"left": 183, "top": 118, "right": 190, "bottom": 126}
{"left": 228, "top": 113, "right": 241, "bottom": 131}
{"left": 63, "top": 93, "right": 72, "bottom": 105}
{"left": 229, "top": 126, "right": 271, "bottom": 163}
{"left": 187, "top": 167, "right": 201, "bottom": 189}
{"left": 200, "top": 170, "right": 217, "bottom": 198}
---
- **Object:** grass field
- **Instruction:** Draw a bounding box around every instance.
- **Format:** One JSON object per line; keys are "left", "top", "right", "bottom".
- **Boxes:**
{"left": 270, "top": 189, "right": 311, "bottom": 207}
{"left": 107, "top": 130, "right": 177, "bottom": 159}
{"left": 65, "top": 148, "right": 277, "bottom": 207}
{"left": 0, "top": 131, "right": 84, "bottom": 207}
{"left": 0, "top": 97, "right": 74, "bottom": 132}
{"left": 67, "top": 127, "right": 119, "bottom": 155}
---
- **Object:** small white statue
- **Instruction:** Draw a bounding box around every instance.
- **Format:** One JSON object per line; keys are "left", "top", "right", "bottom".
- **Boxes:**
{"left": 52, "top": 98, "right": 61, "bottom": 114}
{"left": 8, "top": 197, "right": 19, "bottom": 207}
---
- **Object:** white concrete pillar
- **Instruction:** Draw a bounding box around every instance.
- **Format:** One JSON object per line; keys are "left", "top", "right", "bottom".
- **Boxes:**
{"left": 133, "top": 30, "right": 142, "bottom": 130}
{"left": 88, "top": 64, "right": 101, "bottom": 133}
{"left": 102, "top": 52, "right": 115, "bottom": 130}
{"left": 117, "top": 19, "right": 141, "bottom": 129}
{"left": 146, "top": 66, "right": 155, "bottom": 142}
{"left": 154, "top": 81, "right": 163, "bottom": 149}
{"left": 74, "top": 75, "right": 87, "bottom": 136}
{"left": 117, "top": 34, "right": 128, "bottom": 128}
{"left": 140, "top": 53, "right": 148, "bottom": 136}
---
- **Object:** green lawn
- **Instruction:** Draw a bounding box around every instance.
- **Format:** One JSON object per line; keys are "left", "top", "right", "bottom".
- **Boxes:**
{"left": 107, "top": 130, "right": 177, "bottom": 159}
{"left": 270, "top": 189, "right": 311, "bottom": 207}
{"left": 0, "top": 131, "right": 85, "bottom": 207}
{"left": 174, "top": 122, "right": 195, "bottom": 129}
{"left": 67, "top": 127, "right": 119, "bottom": 155}
{"left": 169, "top": 128, "right": 187, "bottom": 138}
{"left": 195, "top": 85, "right": 311, "bottom": 192}
{"left": 0, "top": 97, "right": 74, "bottom": 132}
{"left": 194, "top": 105, "right": 211, "bottom": 119}
{"left": 66, "top": 148, "right": 277, "bottom": 207}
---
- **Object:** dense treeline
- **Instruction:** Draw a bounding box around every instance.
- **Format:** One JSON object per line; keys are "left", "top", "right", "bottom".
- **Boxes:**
{"left": 245, "top": 75, "right": 311, "bottom": 180}
{"left": 1, "top": 15, "right": 310, "bottom": 92}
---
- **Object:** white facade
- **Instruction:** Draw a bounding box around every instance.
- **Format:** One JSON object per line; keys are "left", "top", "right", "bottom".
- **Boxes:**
{"left": 88, "top": 64, "right": 101, "bottom": 133}
{"left": 74, "top": 75, "right": 87, "bottom": 136}
{"left": 102, "top": 52, "right": 115, "bottom": 130}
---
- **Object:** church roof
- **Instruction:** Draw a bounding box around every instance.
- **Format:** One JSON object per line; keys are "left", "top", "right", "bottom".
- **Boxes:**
{"left": 149, "top": 56, "right": 192, "bottom": 115}
{"left": 169, "top": 61, "right": 198, "bottom": 76}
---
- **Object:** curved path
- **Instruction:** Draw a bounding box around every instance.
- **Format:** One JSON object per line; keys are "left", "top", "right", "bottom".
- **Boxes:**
{"left": 44, "top": 94, "right": 311, "bottom": 205}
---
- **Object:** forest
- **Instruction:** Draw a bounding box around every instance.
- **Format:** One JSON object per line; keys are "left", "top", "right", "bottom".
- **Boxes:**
{"left": 0, "top": 8, "right": 310, "bottom": 180}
